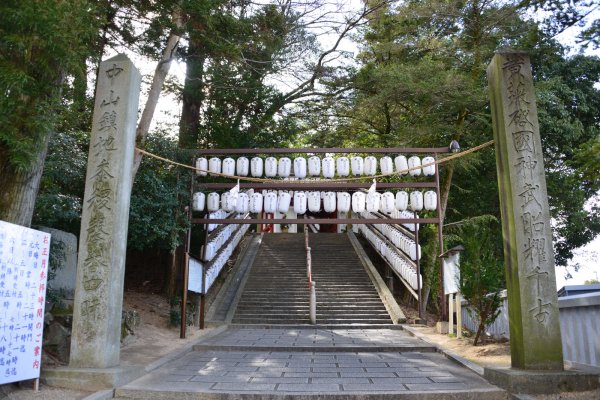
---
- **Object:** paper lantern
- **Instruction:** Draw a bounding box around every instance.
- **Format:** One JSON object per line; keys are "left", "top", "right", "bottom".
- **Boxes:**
{"left": 208, "top": 157, "right": 221, "bottom": 175}
{"left": 204, "top": 242, "right": 216, "bottom": 261}
{"left": 323, "top": 192, "right": 336, "bottom": 212}
{"left": 395, "top": 191, "right": 409, "bottom": 211}
{"left": 351, "top": 156, "right": 364, "bottom": 176}
{"left": 398, "top": 210, "right": 419, "bottom": 231}
{"left": 195, "top": 157, "right": 208, "bottom": 176}
{"left": 424, "top": 190, "right": 437, "bottom": 211}
{"left": 207, "top": 192, "right": 220, "bottom": 212}
{"left": 364, "top": 156, "right": 377, "bottom": 176}
{"left": 308, "top": 156, "right": 321, "bottom": 177}
{"left": 265, "top": 157, "right": 277, "bottom": 177}
{"left": 278, "top": 192, "right": 291, "bottom": 213}
{"left": 264, "top": 192, "right": 277, "bottom": 213}
{"left": 352, "top": 192, "right": 366, "bottom": 213}
{"left": 394, "top": 155, "right": 408, "bottom": 175}
{"left": 251, "top": 157, "right": 263, "bottom": 177}
{"left": 192, "top": 192, "right": 205, "bottom": 212}
{"left": 336, "top": 157, "right": 350, "bottom": 177}
{"left": 278, "top": 157, "right": 291, "bottom": 178}
{"left": 294, "top": 191, "right": 307, "bottom": 214}
{"left": 337, "top": 192, "right": 351, "bottom": 213}
{"left": 380, "top": 156, "right": 394, "bottom": 176}
{"left": 221, "top": 192, "right": 235, "bottom": 212}
{"left": 236, "top": 157, "right": 249, "bottom": 176}
{"left": 294, "top": 157, "right": 307, "bottom": 179}
{"left": 322, "top": 156, "right": 335, "bottom": 179}
{"left": 422, "top": 156, "right": 435, "bottom": 176}
{"left": 366, "top": 192, "right": 381, "bottom": 212}
{"left": 409, "top": 242, "right": 421, "bottom": 261}
{"left": 381, "top": 192, "right": 395, "bottom": 214}
{"left": 410, "top": 191, "right": 423, "bottom": 211}
{"left": 222, "top": 157, "right": 235, "bottom": 176}
{"left": 308, "top": 191, "right": 321, "bottom": 212}
{"left": 235, "top": 192, "right": 249, "bottom": 213}
{"left": 408, "top": 156, "right": 422, "bottom": 176}
{"left": 249, "top": 192, "right": 263, "bottom": 213}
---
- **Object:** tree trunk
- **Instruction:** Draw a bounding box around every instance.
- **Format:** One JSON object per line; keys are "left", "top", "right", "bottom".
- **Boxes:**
{"left": 133, "top": 11, "right": 183, "bottom": 176}
{"left": 0, "top": 134, "right": 51, "bottom": 227}
{"left": 474, "top": 319, "right": 485, "bottom": 346}
{"left": 179, "top": 37, "right": 206, "bottom": 149}
{"left": 439, "top": 163, "right": 454, "bottom": 220}
{"left": 164, "top": 249, "right": 178, "bottom": 298}
{"left": 474, "top": 298, "right": 493, "bottom": 346}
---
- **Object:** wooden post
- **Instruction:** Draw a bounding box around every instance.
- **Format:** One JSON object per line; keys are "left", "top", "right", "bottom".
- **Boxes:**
{"left": 456, "top": 293, "right": 462, "bottom": 338}
{"left": 448, "top": 294, "right": 454, "bottom": 335}
{"left": 199, "top": 294, "right": 206, "bottom": 330}
{"left": 435, "top": 154, "right": 446, "bottom": 321}
{"left": 180, "top": 250, "right": 189, "bottom": 339}
{"left": 199, "top": 223, "right": 210, "bottom": 330}
{"left": 415, "top": 225, "right": 423, "bottom": 322}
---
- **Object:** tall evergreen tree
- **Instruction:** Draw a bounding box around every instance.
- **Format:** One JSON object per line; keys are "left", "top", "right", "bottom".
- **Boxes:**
{"left": 0, "top": 0, "right": 99, "bottom": 226}
{"left": 304, "top": 0, "right": 599, "bottom": 310}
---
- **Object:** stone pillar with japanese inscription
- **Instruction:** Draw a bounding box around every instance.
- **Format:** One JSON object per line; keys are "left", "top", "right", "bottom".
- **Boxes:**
{"left": 487, "top": 51, "right": 563, "bottom": 370}
{"left": 70, "top": 54, "right": 141, "bottom": 368}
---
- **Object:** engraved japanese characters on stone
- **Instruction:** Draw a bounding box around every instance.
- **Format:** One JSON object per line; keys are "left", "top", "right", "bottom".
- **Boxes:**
{"left": 105, "top": 64, "right": 123, "bottom": 85}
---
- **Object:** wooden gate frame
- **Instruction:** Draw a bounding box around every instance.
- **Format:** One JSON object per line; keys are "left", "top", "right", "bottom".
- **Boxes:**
{"left": 181, "top": 145, "right": 453, "bottom": 334}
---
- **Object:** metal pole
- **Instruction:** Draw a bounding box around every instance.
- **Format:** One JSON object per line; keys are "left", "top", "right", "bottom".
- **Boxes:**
{"left": 434, "top": 153, "right": 446, "bottom": 321}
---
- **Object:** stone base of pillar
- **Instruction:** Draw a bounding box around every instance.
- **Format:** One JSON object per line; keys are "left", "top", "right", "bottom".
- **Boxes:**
{"left": 41, "top": 365, "right": 145, "bottom": 392}
{"left": 484, "top": 367, "right": 600, "bottom": 395}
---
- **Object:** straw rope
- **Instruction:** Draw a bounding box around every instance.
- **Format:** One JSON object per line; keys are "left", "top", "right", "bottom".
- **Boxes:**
{"left": 135, "top": 139, "right": 495, "bottom": 184}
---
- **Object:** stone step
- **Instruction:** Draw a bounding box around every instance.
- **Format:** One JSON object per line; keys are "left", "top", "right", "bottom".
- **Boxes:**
{"left": 236, "top": 304, "right": 388, "bottom": 310}
{"left": 232, "top": 233, "right": 393, "bottom": 325}
{"left": 231, "top": 318, "right": 394, "bottom": 325}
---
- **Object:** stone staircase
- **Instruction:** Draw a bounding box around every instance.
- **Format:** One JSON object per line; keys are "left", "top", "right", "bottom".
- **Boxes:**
{"left": 231, "top": 233, "right": 393, "bottom": 325}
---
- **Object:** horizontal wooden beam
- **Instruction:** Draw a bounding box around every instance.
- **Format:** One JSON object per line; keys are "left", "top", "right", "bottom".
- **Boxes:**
{"left": 194, "top": 182, "right": 437, "bottom": 190}
{"left": 190, "top": 146, "right": 451, "bottom": 155}
{"left": 192, "top": 218, "right": 439, "bottom": 225}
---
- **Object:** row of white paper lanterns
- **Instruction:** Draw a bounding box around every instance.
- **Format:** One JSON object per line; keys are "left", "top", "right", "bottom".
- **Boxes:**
{"left": 204, "top": 225, "right": 250, "bottom": 292}
{"left": 195, "top": 155, "right": 435, "bottom": 178}
{"left": 365, "top": 214, "right": 421, "bottom": 260}
{"left": 358, "top": 224, "right": 421, "bottom": 290}
{"left": 193, "top": 190, "right": 437, "bottom": 214}
{"left": 204, "top": 224, "right": 238, "bottom": 261}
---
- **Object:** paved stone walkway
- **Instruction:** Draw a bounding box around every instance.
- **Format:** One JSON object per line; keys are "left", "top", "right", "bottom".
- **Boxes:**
{"left": 115, "top": 328, "right": 506, "bottom": 399}
{"left": 193, "top": 327, "right": 433, "bottom": 352}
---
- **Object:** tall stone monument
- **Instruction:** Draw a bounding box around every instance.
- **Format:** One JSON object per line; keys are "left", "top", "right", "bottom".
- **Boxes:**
{"left": 487, "top": 51, "right": 563, "bottom": 370}
{"left": 70, "top": 54, "right": 141, "bottom": 368}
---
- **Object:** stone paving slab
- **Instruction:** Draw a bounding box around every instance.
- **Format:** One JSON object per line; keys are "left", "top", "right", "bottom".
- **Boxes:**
{"left": 116, "top": 349, "right": 505, "bottom": 398}
{"left": 114, "top": 327, "right": 506, "bottom": 399}
{"left": 192, "top": 327, "right": 435, "bottom": 352}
